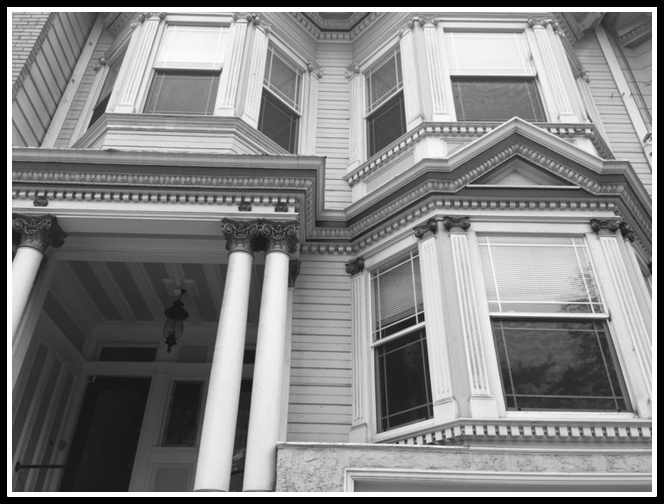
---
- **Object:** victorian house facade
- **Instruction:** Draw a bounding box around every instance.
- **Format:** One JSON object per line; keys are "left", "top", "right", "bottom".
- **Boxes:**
{"left": 11, "top": 11, "right": 652, "bottom": 493}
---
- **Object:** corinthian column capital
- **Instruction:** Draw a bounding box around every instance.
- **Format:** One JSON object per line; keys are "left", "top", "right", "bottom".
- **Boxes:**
{"left": 221, "top": 218, "right": 262, "bottom": 254}
{"left": 12, "top": 214, "right": 67, "bottom": 254}
{"left": 256, "top": 219, "right": 300, "bottom": 254}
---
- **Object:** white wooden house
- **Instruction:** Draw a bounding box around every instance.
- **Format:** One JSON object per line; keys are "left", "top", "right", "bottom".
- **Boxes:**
{"left": 11, "top": 10, "right": 652, "bottom": 493}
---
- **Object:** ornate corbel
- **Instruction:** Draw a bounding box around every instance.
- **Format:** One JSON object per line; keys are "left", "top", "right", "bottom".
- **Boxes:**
{"left": 274, "top": 201, "right": 289, "bottom": 212}
{"left": 442, "top": 216, "right": 471, "bottom": 232}
{"left": 413, "top": 218, "right": 438, "bottom": 239}
{"left": 288, "top": 259, "right": 302, "bottom": 288}
{"left": 344, "top": 63, "right": 360, "bottom": 80}
{"left": 590, "top": 218, "right": 622, "bottom": 235}
{"left": 528, "top": 17, "right": 561, "bottom": 33}
{"left": 345, "top": 257, "right": 364, "bottom": 276}
{"left": 307, "top": 61, "right": 323, "bottom": 79}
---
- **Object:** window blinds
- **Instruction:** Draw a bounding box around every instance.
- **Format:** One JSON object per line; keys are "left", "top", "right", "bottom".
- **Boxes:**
{"left": 479, "top": 236, "right": 604, "bottom": 314}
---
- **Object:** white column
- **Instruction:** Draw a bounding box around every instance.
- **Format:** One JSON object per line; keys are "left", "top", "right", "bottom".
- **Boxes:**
{"left": 423, "top": 19, "right": 453, "bottom": 122}
{"left": 194, "top": 219, "right": 261, "bottom": 492}
{"left": 414, "top": 219, "right": 458, "bottom": 421}
{"left": 445, "top": 217, "right": 498, "bottom": 418}
{"left": 114, "top": 12, "right": 164, "bottom": 114}
{"left": 399, "top": 25, "right": 422, "bottom": 130}
{"left": 299, "top": 64, "right": 322, "bottom": 155}
{"left": 346, "top": 258, "right": 371, "bottom": 442}
{"left": 243, "top": 220, "right": 299, "bottom": 492}
{"left": 12, "top": 214, "right": 67, "bottom": 340}
{"left": 240, "top": 21, "right": 269, "bottom": 128}
{"left": 346, "top": 64, "right": 364, "bottom": 171}
{"left": 215, "top": 15, "right": 249, "bottom": 116}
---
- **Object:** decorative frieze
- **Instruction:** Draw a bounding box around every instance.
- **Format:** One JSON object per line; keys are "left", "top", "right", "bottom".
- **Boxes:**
{"left": 12, "top": 213, "right": 67, "bottom": 254}
{"left": 345, "top": 257, "right": 364, "bottom": 276}
{"left": 413, "top": 218, "right": 437, "bottom": 238}
{"left": 442, "top": 216, "right": 470, "bottom": 232}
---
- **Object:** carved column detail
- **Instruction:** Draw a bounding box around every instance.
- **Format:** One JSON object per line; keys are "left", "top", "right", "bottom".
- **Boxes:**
{"left": 116, "top": 12, "right": 163, "bottom": 112}
{"left": 345, "top": 257, "right": 364, "bottom": 276}
{"left": 288, "top": 259, "right": 302, "bottom": 288}
{"left": 590, "top": 218, "right": 635, "bottom": 242}
{"left": 599, "top": 235, "right": 652, "bottom": 391}
{"left": 346, "top": 63, "right": 364, "bottom": 169}
{"left": 12, "top": 214, "right": 67, "bottom": 254}
{"left": 443, "top": 215, "right": 471, "bottom": 232}
{"left": 240, "top": 23, "right": 269, "bottom": 127}
{"left": 349, "top": 270, "right": 371, "bottom": 441}
{"left": 413, "top": 218, "right": 438, "bottom": 239}
{"left": 423, "top": 20, "right": 450, "bottom": 120}
{"left": 418, "top": 234, "right": 457, "bottom": 420}
{"left": 300, "top": 62, "right": 322, "bottom": 155}
{"left": 256, "top": 219, "right": 300, "bottom": 255}
{"left": 221, "top": 218, "right": 262, "bottom": 254}
{"left": 399, "top": 28, "right": 422, "bottom": 129}
{"left": 528, "top": 19, "right": 575, "bottom": 120}
{"left": 216, "top": 16, "right": 249, "bottom": 114}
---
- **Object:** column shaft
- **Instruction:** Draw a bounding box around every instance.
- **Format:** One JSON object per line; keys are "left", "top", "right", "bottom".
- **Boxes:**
{"left": 242, "top": 249, "right": 291, "bottom": 491}
{"left": 194, "top": 249, "right": 254, "bottom": 492}
{"left": 12, "top": 247, "right": 45, "bottom": 338}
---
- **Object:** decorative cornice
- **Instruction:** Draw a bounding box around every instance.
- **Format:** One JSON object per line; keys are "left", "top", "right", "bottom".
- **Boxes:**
{"left": 392, "top": 420, "right": 652, "bottom": 447}
{"left": 345, "top": 257, "right": 364, "bottom": 276}
{"left": 617, "top": 20, "right": 652, "bottom": 47}
{"left": 12, "top": 213, "right": 67, "bottom": 254}
{"left": 256, "top": 219, "right": 300, "bottom": 254}
{"left": 33, "top": 195, "right": 48, "bottom": 207}
{"left": 290, "top": 12, "right": 379, "bottom": 42}
{"left": 443, "top": 216, "right": 471, "bottom": 232}
{"left": 288, "top": 259, "right": 302, "bottom": 288}
{"left": 413, "top": 217, "right": 438, "bottom": 239}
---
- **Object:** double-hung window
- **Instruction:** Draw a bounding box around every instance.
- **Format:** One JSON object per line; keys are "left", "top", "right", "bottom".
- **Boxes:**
{"left": 144, "top": 25, "right": 227, "bottom": 115}
{"left": 478, "top": 236, "right": 631, "bottom": 412}
{"left": 445, "top": 32, "right": 546, "bottom": 122}
{"left": 371, "top": 250, "right": 433, "bottom": 432}
{"left": 365, "top": 48, "right": 406, "bottom": 158}
{"left": 258, "top": 46, "right": 303, "bottom": 154}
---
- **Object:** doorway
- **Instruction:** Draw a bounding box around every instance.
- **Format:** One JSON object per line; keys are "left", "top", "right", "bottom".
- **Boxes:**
{"left": 59, "top": 377, "right": 151, "bottom": 492}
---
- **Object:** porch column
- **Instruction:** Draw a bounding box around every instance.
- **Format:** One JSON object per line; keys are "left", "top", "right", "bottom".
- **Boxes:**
{"left": 12, "top": 214, "right": 67, "bottom": 339}
{"left": 194, "top": 219, "right": 261, "bottom": 492}
{"left": 243, "top": 220, "right": 299, "bottom": 492}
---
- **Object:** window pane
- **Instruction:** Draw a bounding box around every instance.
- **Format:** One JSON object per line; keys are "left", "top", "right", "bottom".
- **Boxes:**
{"left": 492, "top": 320, "right": 630, "bottom": 411}
{"left": 366, "top": 50, "right": 403, "bottom": 113}
{"left": 452, "top": 78, "right": 546, "bottom": 122}
{"left": 479, "top": 236, "right": 604, "bottom": 314}
{"left": 376, "top": 328, "right": 433, "bottom": 431}
{"left": 258, "top": 90, "right": 299, "bottom": 153}
{"left": 367, "top": 92, "right": 406, "bottom": 157}
{"left": 445, "top": 32, "right": 535, "bottom": 76}
{"left": 155, "top": 25, "right": 227, "bottom": 69}
{"left": 161, "top": 381, "right": 204, "bottom": 446}
{"left": 264, "top": 48, "right": 302, "bottom": 112}
{"left": 144, "top": 70, "right": 219, "bottom": 115}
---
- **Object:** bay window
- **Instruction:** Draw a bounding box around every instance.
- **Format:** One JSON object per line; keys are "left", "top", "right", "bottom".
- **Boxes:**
{"left": 258, "top": 46, "right": 303, "bottom": 153}
{"left": 478, "top": 235, "right": 631, "bottom": 412}
{"left": 365, "top": 48, "right": 406, "bottom": 158}
{"left": 371, "top": 250, "right": 433, "bottom": 432}
{"left": 144, "top": 24, "right": 227, "bottom": 115}
{"left": 88, "top": 51, "right": 126, "bottom": 128}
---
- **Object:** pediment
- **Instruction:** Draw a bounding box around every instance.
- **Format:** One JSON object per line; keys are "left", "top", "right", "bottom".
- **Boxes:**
{"left": 472, "top": 157, "right": 577, "bottom": 187}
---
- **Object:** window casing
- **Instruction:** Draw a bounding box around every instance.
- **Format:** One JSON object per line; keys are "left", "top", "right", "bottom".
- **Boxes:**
{"left": 445, "top": 31, "right": 547, "bottom": 122}
{"left": 88, "top": 51, "right": 126, "bottom": 128}
{"left": 365, "top": 48, "right": 406, "bottom": 158}
{"left": 371, "top": 250, "right": 433, "bottom": 432}
{"left": 478, "top": 235, "right": 631, "bottom": 412}
{"left": 143, "top": 24, "right": 227, "bottom": 115}
{"left": 258, "top": 46, "right": 303, "bottom": 153}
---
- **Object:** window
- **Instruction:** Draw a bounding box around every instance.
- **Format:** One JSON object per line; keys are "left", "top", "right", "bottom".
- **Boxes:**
{"left": 371, "top": 250, "right": 433, "bottom": 432}
{"left": 161, "top": 381, "right": 204, "bottom": 447}
{"left": 144, "top": 25, "right": 227, "bottom": 115}
{"left": 88, "top": 51, "right": 126, "bottom": 128}
{"left": 478, "top": 236, "right": 631, "bottom": 412}
{"left": 445, "top": 32, "right": 546, "bottom": 122}
{"left": 365, "top": 49, "right": 406, "bottom": 157}
{"left": 258, "top": 47, "right": 303, "bottom": 153}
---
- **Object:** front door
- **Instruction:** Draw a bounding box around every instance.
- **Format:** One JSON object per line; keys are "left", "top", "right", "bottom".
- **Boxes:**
{"left": 59, "top": 377, "right": 151, "bottom": 492}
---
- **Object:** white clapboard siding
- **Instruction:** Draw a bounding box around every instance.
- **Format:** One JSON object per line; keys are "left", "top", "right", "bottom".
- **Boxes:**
{"left": 288, "top": 254, "right": 353, "bottom": 442}
{"left": 12, "top": 12, "right": 96, "bottom": 147}
{"left": 315, "top": 42, "right": 353, "bottom": 210}
{"left": 575, "top": 32, "right": 652, "bottom": 194}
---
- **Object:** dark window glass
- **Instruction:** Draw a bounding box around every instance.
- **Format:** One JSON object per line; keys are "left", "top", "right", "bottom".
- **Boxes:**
{"left": 144, "top": 70, "right": 219, "bottom": 115}
{"left": 98, "top": 346, "right": 157, "bottom": 362}
{"left": 88, "top": 52, "right": 126, "bottom": 129}
{"left": 367, "top": 91, "right": 406, "bottom": 157}
{"left": 258, "top": 90, "right": 299, "bottom": 153}
{"left": 161, "top": 381, "right": 204, "bottom": 447}
{"left": 376, "top": 328, "right": 433, "bottom": 431}
{"left": 452, "top": 78, "right": 546, "bottom": 122}
{"left": 492, "top": 319, "right": 630, "bottom": 411}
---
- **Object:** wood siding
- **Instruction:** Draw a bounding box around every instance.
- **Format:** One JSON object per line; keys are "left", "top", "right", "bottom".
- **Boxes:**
{"left": 12, "top": 12, "right": 96, "bottom": 147}
{"left": 288, "top": 254, "right": 353, "bottom": 442}
{"left": 315, "top": 43, "right": 353, "bottom": 210}
{"left": 575, "top": 32, "right": 652, "bottom": 194}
